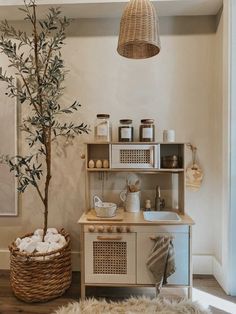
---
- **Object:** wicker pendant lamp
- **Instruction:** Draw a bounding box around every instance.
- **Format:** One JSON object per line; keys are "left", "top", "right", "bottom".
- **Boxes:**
{"left": 117, "top": 0, "right": 161, "bottom": 59}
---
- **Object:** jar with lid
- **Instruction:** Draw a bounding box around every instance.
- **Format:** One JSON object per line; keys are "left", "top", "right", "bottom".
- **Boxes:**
{"left": 94, "top": 114, "right": 112, "bottom": 142}
{"left": 118, "top": 119, "right": 134, "bottom": 142}
{"left": 139, "top": 119, "right": 155, "bottom": 142}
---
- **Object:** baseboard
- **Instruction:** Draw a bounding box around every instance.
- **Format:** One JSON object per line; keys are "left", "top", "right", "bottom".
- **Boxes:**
{"left": 0, "top": 251, "right": 215, "bottom": 274}
{"left": 0, "top": 250, "right": 226, "bottom": 291}
{"left": 212, "top": 256, "right": 228, "bottom": 294}
{"left": 0, "top": 250, "right": 10, "bottom": 270}
{"left": 0, "top": 249, "right": 81, "bottom": 271}
{"left": 192, "top": 255, "right": 213, "bottom": 275}
{"left": 1, "top": 251, "right": 214, "bottom": 274}
{"left": 193, "top": 255, "right": 229, "bottom": 294}
{"left": 72, "top": 251, "right": 80, "bottom": 271}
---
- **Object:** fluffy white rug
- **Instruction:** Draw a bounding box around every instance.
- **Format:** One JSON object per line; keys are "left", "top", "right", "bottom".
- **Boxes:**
{"left": 54, "top": 296, "right": 210, "bottom": 314}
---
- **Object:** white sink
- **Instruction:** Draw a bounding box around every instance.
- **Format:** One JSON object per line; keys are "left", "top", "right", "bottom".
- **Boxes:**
{"left": 143, "top": 211, "right": 181, "bottom": 222}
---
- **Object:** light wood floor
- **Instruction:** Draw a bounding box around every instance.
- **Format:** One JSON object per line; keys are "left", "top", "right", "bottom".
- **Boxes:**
{"left": 0, "top": 271, "right": 235, "bottom": 314}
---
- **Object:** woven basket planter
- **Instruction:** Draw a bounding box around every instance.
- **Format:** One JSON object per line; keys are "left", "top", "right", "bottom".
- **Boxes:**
{"left": 9, "top": 229, "right": 72, "bottom": 303}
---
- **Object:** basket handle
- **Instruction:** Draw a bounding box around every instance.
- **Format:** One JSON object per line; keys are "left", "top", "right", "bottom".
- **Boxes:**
{"left": 94, "top": 195, "right": 102, "bottom": 207}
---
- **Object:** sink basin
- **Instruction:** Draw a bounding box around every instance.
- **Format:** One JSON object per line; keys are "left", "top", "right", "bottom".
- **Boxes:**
{"left": 143, "top": 211, "right": 181, "bottom": 222}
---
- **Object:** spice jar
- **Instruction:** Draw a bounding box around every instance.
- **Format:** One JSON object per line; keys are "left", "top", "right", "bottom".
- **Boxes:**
{"left": 139, "top": 119, "right": 155, "bottom": 142}
{"left": 94, "top": 114, "right": 112, "bottom": 142}
{"left": 118, "top": 119, "right": 134, "bottom": 142}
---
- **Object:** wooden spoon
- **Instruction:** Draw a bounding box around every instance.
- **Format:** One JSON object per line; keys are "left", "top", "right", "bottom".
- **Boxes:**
{"left": 129, "top": 185, "right": 136, "bottom": 192}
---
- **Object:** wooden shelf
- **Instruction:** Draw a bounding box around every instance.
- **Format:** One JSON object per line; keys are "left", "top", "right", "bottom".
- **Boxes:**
{"left": 87, "top": 168, "right": 185, "bottom": 173}
{"left": 85, "top": 141, "right": 187, "bottom": 145}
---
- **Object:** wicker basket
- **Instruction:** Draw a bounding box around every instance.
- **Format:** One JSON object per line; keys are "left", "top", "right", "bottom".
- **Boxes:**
{"left": 9, "top": 229, "right": 72, "bottom": 303}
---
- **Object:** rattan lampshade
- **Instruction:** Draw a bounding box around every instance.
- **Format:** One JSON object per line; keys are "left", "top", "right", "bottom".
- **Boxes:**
{"left": 117, "top": 0, "right": 161, "bottom": 59}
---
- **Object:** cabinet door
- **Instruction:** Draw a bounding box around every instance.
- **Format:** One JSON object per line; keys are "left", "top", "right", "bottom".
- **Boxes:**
{"left": 84, "top": 233, "right": 136, "bottom": 284}
{"left": 137, "top": 232, "right": 189, "bottom": 285}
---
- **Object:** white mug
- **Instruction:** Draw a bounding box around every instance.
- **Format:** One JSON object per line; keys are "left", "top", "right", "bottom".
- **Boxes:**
{"left": 163, "top": 129, "right": 175, "bottom": 142}
{"left": 120, "top": 190, "right": 140, "bottom": 213}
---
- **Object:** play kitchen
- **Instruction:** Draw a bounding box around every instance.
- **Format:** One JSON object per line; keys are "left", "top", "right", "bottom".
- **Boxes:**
{"left": 78, "top": 135, "right": 194, "bottom": 299}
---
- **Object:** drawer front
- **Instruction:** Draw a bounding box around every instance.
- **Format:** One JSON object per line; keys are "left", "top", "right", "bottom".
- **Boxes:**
{"left": 135, "top": 225, "right": 189, "bottom": 233}
{"left": 111, "top": 144, "right": 160, "bottom": 169}
{"left": 84, "top": 233, "right": 136, "bottom": 284}
{"left": 136, "top": 232, "right": 189, "bottom": 285}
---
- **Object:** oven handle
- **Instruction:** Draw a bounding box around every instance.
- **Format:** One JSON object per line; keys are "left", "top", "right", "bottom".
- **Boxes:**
{"left": 97, "top": 236, "right": 122, "bottom": 241}
{"left": 150, "top": 146, "right": 154, "bottom": 167}
{"left": 150, "top": 235, "right": 175, "bottom": 241}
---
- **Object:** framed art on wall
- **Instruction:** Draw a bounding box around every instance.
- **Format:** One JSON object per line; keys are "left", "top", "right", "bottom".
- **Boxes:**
{"left": 0, "top": 78, "right": 18, "bottom": 216}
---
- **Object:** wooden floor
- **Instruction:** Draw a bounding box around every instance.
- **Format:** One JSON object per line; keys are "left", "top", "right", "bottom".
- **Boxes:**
{"left": 193, "top": 276, "right": 236, "bottom": 314}
{"left": 0, "top": 271, "right": 236, "bottom": 314}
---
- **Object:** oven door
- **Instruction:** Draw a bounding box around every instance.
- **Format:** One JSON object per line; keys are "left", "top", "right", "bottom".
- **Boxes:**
{"left": 84, "top": 233, "right": 136, "bottom": 284}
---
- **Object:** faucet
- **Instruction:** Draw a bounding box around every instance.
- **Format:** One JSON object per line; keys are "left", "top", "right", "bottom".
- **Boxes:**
{"left": 154, "top": 185, "right": 165, "bottom": 211}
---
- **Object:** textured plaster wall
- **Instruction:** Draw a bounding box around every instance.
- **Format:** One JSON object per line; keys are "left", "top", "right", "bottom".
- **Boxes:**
{"left": 0, "top": 16, "right": 223, "bottom": 269}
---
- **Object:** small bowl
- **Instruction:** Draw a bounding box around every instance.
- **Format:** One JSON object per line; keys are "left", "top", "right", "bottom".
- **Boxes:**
{"left": 95, "top": 202, "right": 117, "bottom": 218}
{"left": 161, "top": 155, "right": 179, "bottom": 168}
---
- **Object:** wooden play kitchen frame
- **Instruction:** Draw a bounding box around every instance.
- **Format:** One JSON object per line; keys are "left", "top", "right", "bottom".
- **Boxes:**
{"left": 78, "top": 142, "right": 194, "bottom": 299}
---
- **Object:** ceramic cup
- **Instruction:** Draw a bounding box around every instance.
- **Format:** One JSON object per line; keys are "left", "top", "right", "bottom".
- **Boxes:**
{"left": 163, "top": 129, "right": 175, "bottom": 142}
{"left": 120, "top": 190, "right": 140, "bottom": 212}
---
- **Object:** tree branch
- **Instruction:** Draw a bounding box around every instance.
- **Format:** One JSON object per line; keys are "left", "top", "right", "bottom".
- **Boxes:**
{"left": 25, "top": 162, "right": 44, "bottom": 204}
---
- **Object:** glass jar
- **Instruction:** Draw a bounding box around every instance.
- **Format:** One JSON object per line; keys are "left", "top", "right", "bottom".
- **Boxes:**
{"left": 94, "top": 114, "right": 112, "bottom": 142}
{"left": 118, "top": 119, "right": 134, "bottom": 142}
{"left": 139, "top": 119, "right": 155, "bottom": 142}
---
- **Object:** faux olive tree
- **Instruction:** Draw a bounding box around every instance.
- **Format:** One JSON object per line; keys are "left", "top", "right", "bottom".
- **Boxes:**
{"left": 0, "top": 0, "right": 88, "bottom": 239}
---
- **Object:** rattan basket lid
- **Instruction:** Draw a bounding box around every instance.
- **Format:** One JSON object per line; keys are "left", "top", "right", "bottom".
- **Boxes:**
{"left": 117, "top": 0, "right": 161, "bottom": 59}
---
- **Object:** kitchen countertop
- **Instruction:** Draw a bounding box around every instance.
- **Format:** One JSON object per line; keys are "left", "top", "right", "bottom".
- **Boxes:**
{"left": 78, "top": 210, "right": 195, "bottom": 226}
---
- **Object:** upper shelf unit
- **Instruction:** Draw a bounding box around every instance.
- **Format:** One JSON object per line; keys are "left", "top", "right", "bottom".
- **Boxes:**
{"left": 86, "top": 142, "right": 185, "bottom": 173}
{"left": 0, "top": 0, "right": 223, "bottom": 20}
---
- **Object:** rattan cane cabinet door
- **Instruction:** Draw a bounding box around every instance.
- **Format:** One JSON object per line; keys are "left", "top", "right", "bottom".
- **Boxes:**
{"left": 84, "top": 233, "right": 136, "bottom": 284}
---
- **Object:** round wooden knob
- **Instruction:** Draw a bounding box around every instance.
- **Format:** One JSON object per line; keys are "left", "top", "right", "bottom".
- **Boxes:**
{"left": 88, "top": 225, "right": 95, "bottom": 232}
{"left": 106, "top": 226, "right": 113, "bottom": 233}
{"left": 98, "top": 225, "right": 104, "bottom": 233}
{"left": 116, "top": 226, "right": 123, "bottom": 233}
{"left": 80, "top": 153, "right": 86, "bottom": 160}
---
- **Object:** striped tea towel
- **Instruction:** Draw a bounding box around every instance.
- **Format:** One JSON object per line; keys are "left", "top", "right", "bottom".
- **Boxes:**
{"left": 146, "top": 236, "right": 176, "bottom": 294}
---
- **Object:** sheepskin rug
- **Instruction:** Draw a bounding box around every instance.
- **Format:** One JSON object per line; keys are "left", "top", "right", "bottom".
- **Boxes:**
{"left": 54, "top": 296, "right": 210, "bottom": 314}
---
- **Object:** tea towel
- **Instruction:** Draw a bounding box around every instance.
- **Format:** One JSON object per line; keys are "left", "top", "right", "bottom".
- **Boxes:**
{"left": 146, "top": 236, "right": 175, "bottom": 295}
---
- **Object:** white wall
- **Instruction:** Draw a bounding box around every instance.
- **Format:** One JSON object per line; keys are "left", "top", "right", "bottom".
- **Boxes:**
{"left": 228, "top": 0, "right": 236, "bottom": 295}
{"left": 0, "top": 15, "right": 223, "bottom": 273}
{"left": 212, "top": 0, "right": 231, "bottom": 294}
